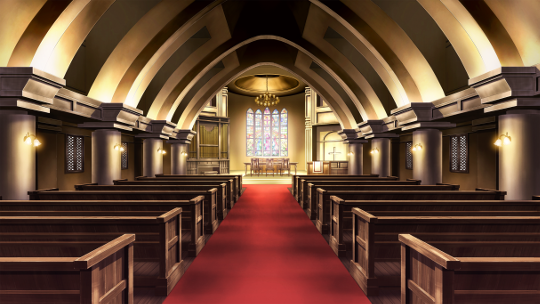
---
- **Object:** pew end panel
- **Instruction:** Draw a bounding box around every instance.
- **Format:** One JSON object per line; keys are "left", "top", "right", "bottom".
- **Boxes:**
{"left": 350, "top": 208, "right": 379, "bottom": 296}
{"left": 0, "top": 234, "right": 135, "bottom": 304}
{"left": 400, "top": 234, "right": 540, "bottom": 304}
{"left": 156, "top": 208, "right": 184, "bottom": 296}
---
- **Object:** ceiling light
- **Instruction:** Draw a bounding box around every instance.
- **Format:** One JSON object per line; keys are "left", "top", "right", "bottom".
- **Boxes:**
{"left": 254, "top": 75, "right": 280, "bottom": 107}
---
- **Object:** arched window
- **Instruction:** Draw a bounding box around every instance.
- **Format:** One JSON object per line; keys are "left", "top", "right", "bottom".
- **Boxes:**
{"left": 246, "top": 108, "right": 288, "bottom": 157}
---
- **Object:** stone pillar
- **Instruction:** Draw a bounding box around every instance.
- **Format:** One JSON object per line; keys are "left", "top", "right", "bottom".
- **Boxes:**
{"left": 169, "top": 142, "right": 189, "bottom": 174}
{"left": 143, "top": 138, "right": 164, "bottom": 177}
{"left": 371, "top": 138, "right": 391, "bottom": 177}
{"left": 0, "top": 111, "right": 36, "bottom": 199}
{"left": 412, "top": 129, "right": 442, "bottom": 185}
{"left": 91, "top": 129, "right": 121, "bottom": 185}
{"left": 499, "top": 110, "right": 540, "bottom": 200}
{"left": 348, "top": 141, "right": 365, "bottom": 175}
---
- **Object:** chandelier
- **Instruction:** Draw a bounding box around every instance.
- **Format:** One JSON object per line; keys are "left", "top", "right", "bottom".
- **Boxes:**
{"left": 255, "top": 75, "right": 280, "bottom": 106}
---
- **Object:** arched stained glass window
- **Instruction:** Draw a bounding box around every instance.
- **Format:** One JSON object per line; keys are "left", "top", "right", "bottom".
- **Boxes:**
{"left": 246, "top": 108, "right": 288, "bottom": 157}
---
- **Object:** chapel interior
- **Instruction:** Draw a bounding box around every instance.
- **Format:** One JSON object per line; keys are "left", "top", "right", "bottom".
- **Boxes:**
{"left": 0, "top": 0, "right": 539, "bottom": 304}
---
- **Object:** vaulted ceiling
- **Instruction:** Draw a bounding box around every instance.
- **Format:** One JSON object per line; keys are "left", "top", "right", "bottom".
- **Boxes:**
{"left": 2, "top": 0, "right": 539, "bottom": 129}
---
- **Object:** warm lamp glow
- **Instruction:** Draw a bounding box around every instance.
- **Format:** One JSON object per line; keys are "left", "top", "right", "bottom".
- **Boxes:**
{"left": 114, "top": 144, "right": 125, "bottom": 152}
{"left": 158, "top": 148, "right": 166, "bottom": 155}
{"left": 347, "top": 151, "right": 354, "bottom": 156}
{"left": 370, "top": 148, "right": 379, "bottom": 154}
{"left": 411, "top": 144, "right": 423, "bottom": 152}
{"left": 23, "top": 133, "right": 40, "bottom": 146}
{"left": 494, "top": 133, "right": 511, "bottom": 147}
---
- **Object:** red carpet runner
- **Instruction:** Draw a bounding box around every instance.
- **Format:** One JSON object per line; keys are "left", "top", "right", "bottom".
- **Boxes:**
{"left": 164, "top": 184, "right": 371, "bottom": 304}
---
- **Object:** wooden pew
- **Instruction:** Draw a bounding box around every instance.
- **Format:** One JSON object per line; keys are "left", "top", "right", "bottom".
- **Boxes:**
{"left": 291, "top": 174, "right": 385, "bottom": 201}
{"left": 0, "top": 234, "right": 135, "bottom": 304}
{"left": 152, "top": 174, "right": 243, "bottom": 200}
{"left": 350, "top": 208, "right": 540, "bottom": 296}
{"left": 0, "top": 209, "right": 184, "bottom": 296}
{"left": 533, "top": 195, "right": 540, "bottom": 200}
{"left": 400, "top": 234, "right": 540, "bottom": 304}
{"left": 329, "top": 196, "right": 540, "bottom": 257}
{"left": 76, "top": 183, "right": 228, "bottom": 221}
{"left": 3, "top": 198, "right": 205, "bottom": 258}
{"left": 115, "top": 178, "right": 235, "bottom": 210}
{"left": 304, "top": 181, "right": 439, "bottom": 219}
{"left": 316, "top": 189, "right": 506, "bottom": 234}
{"left": 29, "top": 189, "right": 218, "bottom": 234}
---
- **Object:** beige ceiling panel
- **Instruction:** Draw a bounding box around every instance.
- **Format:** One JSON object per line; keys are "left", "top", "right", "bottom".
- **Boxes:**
{"left": 0, "top": 0, "right": 46, "bottom": 66}
{"left": 485, "top": 0, "right": 540, "bottom": 67}
{"left": 341, "top": 0, "right": 445, "bottom": 102}
{"left": 41, "top": 0, "right": 115, "bottom": 78}
{"left": 304, "top": 4, "right": 388, "bottom": 119}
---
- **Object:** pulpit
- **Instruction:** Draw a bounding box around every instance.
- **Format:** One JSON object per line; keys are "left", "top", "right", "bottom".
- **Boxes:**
{"left": 307, "top": 161, "right": 349, "bottom": 175}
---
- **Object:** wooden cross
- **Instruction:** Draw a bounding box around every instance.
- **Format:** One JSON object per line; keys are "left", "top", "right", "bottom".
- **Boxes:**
{"left": 327, "top": 146, "right": 341, "bottom": 161}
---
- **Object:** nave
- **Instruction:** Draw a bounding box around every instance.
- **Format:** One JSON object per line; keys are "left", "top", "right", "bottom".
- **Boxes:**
{"left": 162, "top": 184, "right": 370, "bottom": 304}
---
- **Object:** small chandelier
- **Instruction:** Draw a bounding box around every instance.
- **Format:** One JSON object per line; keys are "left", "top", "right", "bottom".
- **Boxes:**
{"left": 254, "top": 75, "right": 280, "bottom": 107}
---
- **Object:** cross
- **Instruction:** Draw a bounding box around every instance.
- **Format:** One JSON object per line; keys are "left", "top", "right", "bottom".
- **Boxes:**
{"left": 328, "top": 146, "right": 341, "bottom": 161}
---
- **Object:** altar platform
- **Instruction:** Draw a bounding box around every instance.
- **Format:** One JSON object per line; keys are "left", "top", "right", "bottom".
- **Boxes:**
{"left": 230, "top": 170, "right": 308, "bottom": 184}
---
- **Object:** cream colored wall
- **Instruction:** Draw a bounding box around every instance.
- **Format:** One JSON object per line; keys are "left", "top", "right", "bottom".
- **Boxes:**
{"left": 228, "top": 92, "right": 306, "bottom": 171}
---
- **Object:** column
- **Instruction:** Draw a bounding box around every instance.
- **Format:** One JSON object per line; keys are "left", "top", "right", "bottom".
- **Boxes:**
{"left": 169, "top": 141, "right": 189, "bottom": 174}
{"left": 348, "top": 140, "right": 366, "bottom": 175}
{"left": 370, "top": 138, "right": 391, "bottom": 177}
{"left": 143, "top": 138, "right": 164, "bottom": 177}
{"left": 499, "top": 110, "right": 540, "bottom": 200}
{"left": 412, "top": 129, "right": 442, "bottom": 185}
{"left": 0, "top": 111, "right": 36, "bottom": 199}
{"left": 91, "top": 129, "right": 121, "bottom": 185}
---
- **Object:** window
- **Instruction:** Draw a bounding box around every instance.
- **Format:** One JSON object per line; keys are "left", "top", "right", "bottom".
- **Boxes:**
{"left": 450, "top": 134, "right": 468, "bottom": 173}
{"left": 405, "top": 142, "right": 413, "bottom": 170}
{"left": 247, "top": 107, "right": 287, "bottom": 156}
{"left": 121, "top": 142, "right": 128, "bottom": 170}
{"left": 66, "top": 135, "right": 84, "bottom": 173}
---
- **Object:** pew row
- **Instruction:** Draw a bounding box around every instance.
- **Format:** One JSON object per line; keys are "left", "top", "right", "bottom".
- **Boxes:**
{"left": 114, "top": 178, "right": 235, "bottom": 210}
{"left": 350, "top": 208, "right": 540, "bottom": 296}
{"left": 76, "top": 183, "right": 228, "bottom": 221}
{"left": 0, "top": 209, "right": 184, "bottom": 296}
{"left": 316, "top": 189, "right": 506, "bottom": 234}
{"left": 300, "top": 179, "right": 422, "bottom": 215}
{"left": 400, "top": 234, "right": 540, "bottom": 304}
{"left": 291, "top": 174, "right": 387, "bottom": 200}
{"left": 329, "top": 196, "right": 540, "bottom": 257}
{"left": 28, "top": 189, "right": 218, "bottom": 234}
{"left": 0, "top": 198, "right": 205, "bottom": 258}
{"left": 149, "top": 174, "right": 243, "bottom": 200}
{"left": 296, "top": 176, "right": 404, "bottom": 206}
{"left": 0, "top": 234, "right": 135, "bottom": 304}
{"left": 307, "top": 183, "right": 458, "bottom": 220}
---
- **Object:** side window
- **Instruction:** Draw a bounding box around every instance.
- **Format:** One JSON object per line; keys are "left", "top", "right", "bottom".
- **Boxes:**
{"left": 66, "top": 135, "right": 84, "bottom": 173}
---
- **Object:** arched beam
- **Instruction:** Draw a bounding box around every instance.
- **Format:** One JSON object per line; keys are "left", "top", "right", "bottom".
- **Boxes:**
{"left": 303, "top": 3, "right": 388, "bottom": 118}
{"left": 417, "top": 0, "right": 501, "bottom": 77}
{"left": 484, "top": 0, "right": 540, "bottom": 67}
{"left": 0, "top": 0, "right": 46, "bottom": 66}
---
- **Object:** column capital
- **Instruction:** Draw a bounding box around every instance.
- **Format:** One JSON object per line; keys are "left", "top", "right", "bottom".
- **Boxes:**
{"left": 0, "top": 67, "right": 65, "bottom": 113}
{"left": 78, "top": 103, "right": 143, "bottom": 131}
{"left": 356, "top": 120, "right": 399, "bottom": 139}
{"left": 167, "top": 129, "right": 196, "bottom": 144}
{"left": 136, "top": 120, "right": 177, "bottom": 139}
{"left": 338, "top": 129, "right": 367, "bottom": 144}
{"left": 469, "top": 66, "right": 540, "bottom": 113}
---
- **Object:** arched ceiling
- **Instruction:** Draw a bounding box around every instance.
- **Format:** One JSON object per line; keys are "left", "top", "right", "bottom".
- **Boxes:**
{"left": 2, "top": 0, "right": 539, "bottom": 130}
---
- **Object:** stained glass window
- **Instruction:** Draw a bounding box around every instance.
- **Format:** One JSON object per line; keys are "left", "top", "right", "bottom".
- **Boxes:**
{"left": 246, "top": 108, "right": 288, "bottom": 157}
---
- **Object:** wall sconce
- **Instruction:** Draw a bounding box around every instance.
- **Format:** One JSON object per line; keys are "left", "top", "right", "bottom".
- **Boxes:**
{"left": 411, "top": 144, "right": 423, "bottom": 152}
{"left": 370, "top": 148, "right": 379, "bottom": 155}
{"left": 114, "top": 144, "right": 125, "bottom": 152}
{"left": 157, "top": 148, "right": 166, "bottom": 155}
{"left": 23, "top": 133, "right": 41, "bottom": 146}
{"left": 347, "top": 151, "right": 354, "bottom": 156}
{"left": 494, "top": 133, "right": 511, "bottom": 146}
{"left": 181, "top": 152, "right": 188, "bottom": 156}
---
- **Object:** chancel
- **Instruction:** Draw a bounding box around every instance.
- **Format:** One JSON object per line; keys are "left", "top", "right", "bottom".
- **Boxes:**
{"left": 0, "top": 1, "right": 539, "bottom": 303}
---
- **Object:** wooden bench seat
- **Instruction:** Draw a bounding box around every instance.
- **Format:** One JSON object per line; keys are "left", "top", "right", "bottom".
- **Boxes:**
{"left": 0, "top": 209, "right": 184, "bottom": 296}
{"left": 76, "top": 183, "right": 228, "bottom": 221}
{"left": 0, "top": 234, "right": 135, "bottom": 304}
{"left": 115, "top": 178, "right": 236, "bottom": 209}
{"left": 291, "top": 174, "right": 389, "bottom": 200}
{"left": 306, "top": 183, "right": 458, "bottom": 220}
{"left": 350, "top": 208, "right": 540, "bottom": 296}
{"left": 329, "top": 197, "right": 540, "bottom": 257}
{"left": 400, "top": 234, "right": 540, "bottom": 304}
{"left": 300, "top": 179, "right": 421, "bottom": 214}
{"left": 316, "top": 189, "right": 506, "bottom": 234}
{"left": 0, "top": 198, "right": 204, "bottom": 257}
{"left": 147, "top": 174, "right": 243, "bottom": 201}
{"left": 28, "top": 189, "right": 218, "bottom": 234}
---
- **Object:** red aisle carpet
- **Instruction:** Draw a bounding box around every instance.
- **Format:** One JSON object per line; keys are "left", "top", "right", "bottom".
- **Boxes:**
{"left": 164, "top": 184, "right": 371, "bottom": 304}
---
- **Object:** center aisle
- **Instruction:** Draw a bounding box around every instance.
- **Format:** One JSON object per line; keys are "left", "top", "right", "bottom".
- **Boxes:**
{"left": 164, "top": 184, "right": 371, "bottom": 304}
